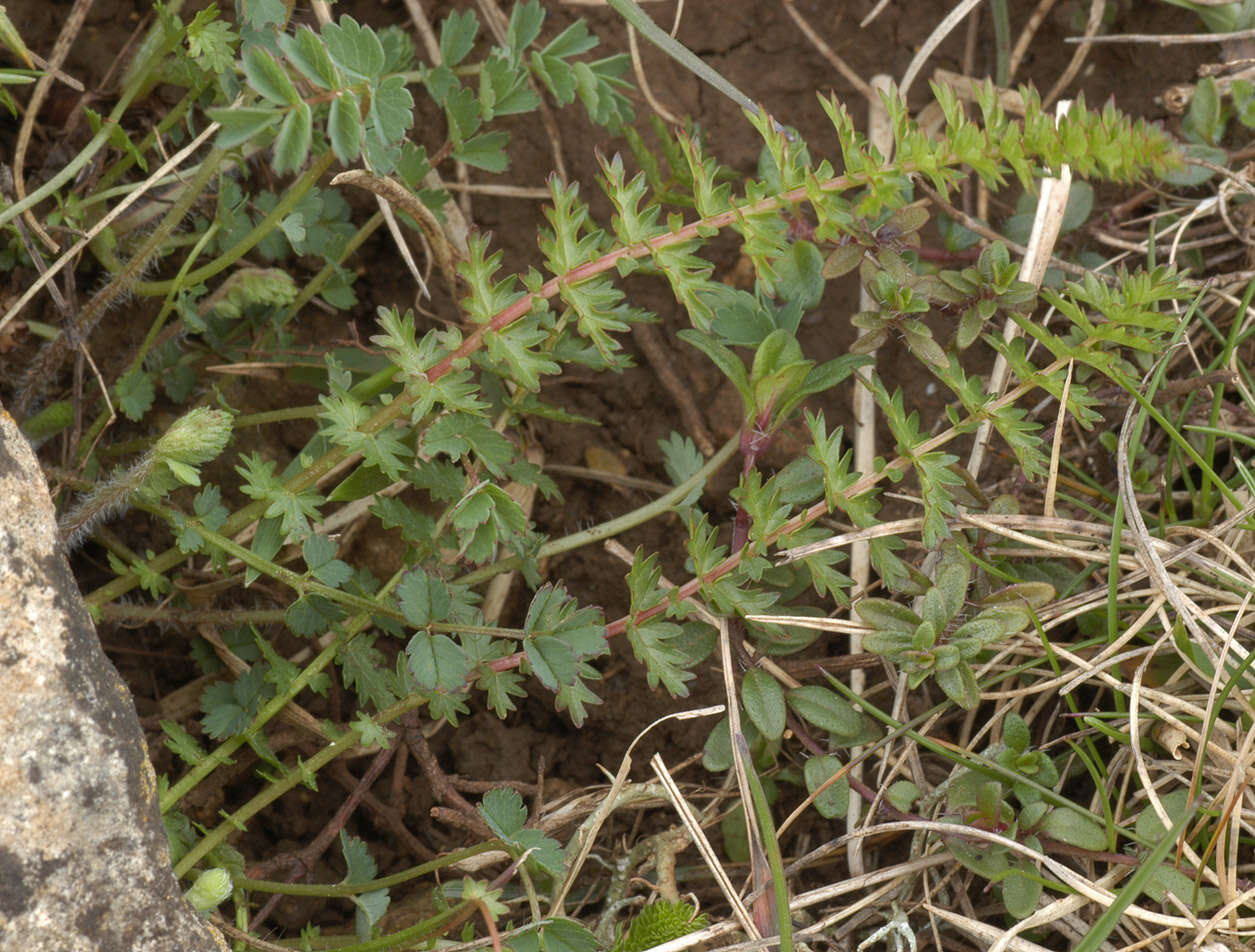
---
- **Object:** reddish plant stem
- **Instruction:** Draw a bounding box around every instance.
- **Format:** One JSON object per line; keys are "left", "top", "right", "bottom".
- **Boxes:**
{"left": 327, "top": 760, "right": 435, "bottom": 863}
{"left": 484, "top": 357, "right": 1067, "bottom": 683}
{"left": 402, "top": 714, "right": 494, "bottom": 838}
{"left": 419, "top": 174, "right": 863, "bottom": 385}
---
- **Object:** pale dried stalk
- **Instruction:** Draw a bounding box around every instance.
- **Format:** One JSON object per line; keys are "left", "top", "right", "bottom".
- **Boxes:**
{"left": 967, "top": 98, "right": 1073, "bottom": 481}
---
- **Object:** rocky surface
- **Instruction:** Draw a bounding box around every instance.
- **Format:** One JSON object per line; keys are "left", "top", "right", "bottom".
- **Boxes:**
{"left": 0, "top": 408, "right": 226, "bottom": 951}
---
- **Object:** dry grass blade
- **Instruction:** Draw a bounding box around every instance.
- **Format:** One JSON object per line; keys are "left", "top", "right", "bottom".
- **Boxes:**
{"left": 649, "top": 752, "right": 759, "bottom": 939}
{"left": 899, "top": 0, "right": 983, "bottom": 97}
{"left": 0, "top": 122, "right": 219, "bottom": 336}
{"left": 550, "top": 704, "right": 722, "bottom": 914}
{"left": 968, "top": 96, "right": 1073, "bottom": 481}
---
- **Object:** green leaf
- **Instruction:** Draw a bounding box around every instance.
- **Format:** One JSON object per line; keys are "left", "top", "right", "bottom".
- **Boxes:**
{"left": 510, "top": 828, "right": 567, "bottom": 879}
{"left": 328, "top": 92, "right": 362, "bottom": 163}
{"left": 0, "top": 5, "right": 33, "bottom": 69}
{"left": 337, "top": 635, "right": 398, "bottom": 710}
{"left": 524, "top": 584, "right": 607, "bottom": 661}
{"left": 278, "top": 26, "right": 339, "bottom": 89}
{"left": 540, "top": 19, "right": 598, "bottom": 60}
{"left": 243, "top": 45, "right": 299, "bottom": 105}
{"left": 273, "top": 101, "right": 312, "bottom": 173}
{"left": 886, "top": 780, "right": 920, "bottom": 813}
{"left": 1040, "top": 806, "right": 1106, "bottom": 851}
{"left": 322, "top": 15, "right": 386, "bottom": 79}
{"left": 526, "top": 635, "right": 577, "bottom": 690}
{"left": 162, "top": 719, "right": 207, "bottom": 766}
{"left": 977, "top": 581, "right": 1055, "bottom": 611}
{"left": 370, "top": 74, "right": 414, "bottom": 141}
{"left": 787, "top": 685, "right": 861, "bottom": 738}
{"left": 1159, "top": 142, "right": 1224, "bottom": 187}
{"left": 741, "top": 668, "right": 786, "bottom": 741}
{"left": 1059, "top": 180, "right": 1094, "bottom": 234}
{"left": 1001, "top": 867, "right": 1041, "bottom": 920}
{"left": 626, "top": 620, "right": 695, "bottom": 696}
{"left": 677, "top": 329, "right": 750, "bottom": 409}
{"left": 209, "top": 102, "right": 280, "bottom": 150}
{"left": 702, "top": 716, "right": 734, "bottom": 772}
{"left": 438, "top": 7, "right": 479, "bottom": 67}
{"left": 479, "top": 786, "right": 527, "bottom": 838}
{"left": 803, "top": 754, "right": 849, "bottom": 819}
{"left": 507, "top": 1, "right": 545, "bottom": 54}
{"left": 822, "top": 242, "right": 864, "bottom": 278}
{"left": 1002, "top": 712, "right": 1031, "bottom": 753}
{"left": 237, "top": 0, "right": 284, "bottom": 28}
{"left": 616, "top": 902, "right": 707, "bottom": 952}
{"left": 302, "top": 534, "right": 351, "bottom": 587}
{"left": 1138, "top": 864, "right": 1218, "bottom": 910}
{"left": 934, "top": 662, "right": 980, "bottom": 710}
{"left": 452, "top": 130, "right": 511, "bottom": 172}
{"left": 1182, "top": 75, "right": 1223, "bottom": 146}
{"left": 116, "top": 368, "right": 155, "bottom": 421}
{"left": 285, "top": 593, "right": 341, "bottom": 636}
{"left": 339, "top": 830, "right": 378, "bottom": 883}
{"left": 352, "top": 888, "right": 391, "bottom": 942}
{"left": 855, "top": 597, "right": 921, "bottom": 634}
{"left": 397, "top": 568, "right": 453, "bottom": 626}
{"left": 200, "top": 666, "right": 275, "bottom": 739}
{"left": 1134, "top": 789, "right": 1191, "bottom": 840}
{"left": 773, "top": 240, "right": 825, "bottom": 310}
{"left": 352, "top": 712, "right": 392, "bottom": 749}
{"left": 236, "top": 453, "right": 325, "bottom": 541}
{"left": 406, "top": 631, "right": 471, "bottom": 692}
{"left": 84, "top": 106, "right": 148, "bottom": 173}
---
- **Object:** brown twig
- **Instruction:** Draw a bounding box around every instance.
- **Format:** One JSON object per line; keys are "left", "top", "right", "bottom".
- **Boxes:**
{"left": 402, "top": 714, "right": 494, "bottom": 837}
{"left": 247, "top": 740, "right": 398, "bottom": 931}
{"left": 631, "top": 321, "right": 716, "bottom": 456}
{"left": 779, "top": 2, "right": 876, "bottom": 103}
{"left": 331, "top": 169, "right": 463, "bottom": 306}
{"left": 12, "top": 0, "right": 95, "bottom": 254}
{"left": 328, "top": 760, "right": 436, "bottom": 863}
{"left": 1044, "top": 0, "right": 1105, "bottom": 106}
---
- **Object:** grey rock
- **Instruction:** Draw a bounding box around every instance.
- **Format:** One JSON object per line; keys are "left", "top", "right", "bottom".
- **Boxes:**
{"left": 0, "top": 408, "right": 227, "bottom": 951}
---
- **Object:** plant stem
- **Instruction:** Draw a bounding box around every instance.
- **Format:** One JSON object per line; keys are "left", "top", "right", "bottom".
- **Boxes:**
{"left": 456, "top": 434, "right": 739, "bottom": 587}
{"left": 131, "top": 151, "right": 338, "bottom": 296}
{"left": 0, "top": 29, "right": 182, "bottom": 230}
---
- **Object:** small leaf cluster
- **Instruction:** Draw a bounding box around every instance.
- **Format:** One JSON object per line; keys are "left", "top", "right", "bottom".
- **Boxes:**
{"left": 422, "top": 2, "right": 631, "bottom": 172}
{"left": 856, "top": 543, "right": 1052, "bottom": 709}
{"left": 703, "top": 669, "right": 878, "bottom": 826}
{"left": 477, "top": 787, "right": 565, "bottom": 881}
{"left": 849, "top": 241, "right": 1034, "bottom": 367}
{"left": 210, "top": 14, "right": 415, "bottom": 172}
{"left": 938, "top": 712, "right": 1106, "bottom": 919}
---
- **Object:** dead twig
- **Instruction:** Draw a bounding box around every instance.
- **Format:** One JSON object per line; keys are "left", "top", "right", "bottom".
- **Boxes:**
{"left": 631, "top": 321, "right": 716, "bottom": 456}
